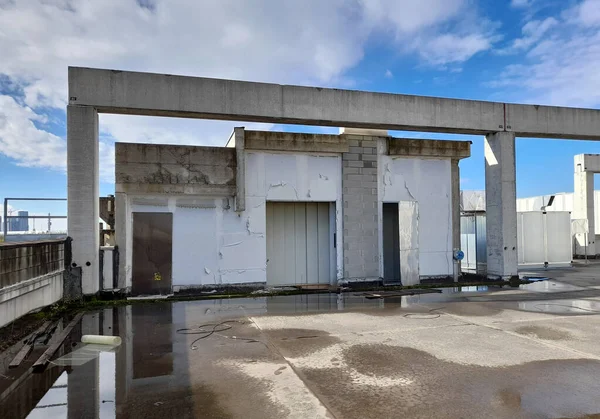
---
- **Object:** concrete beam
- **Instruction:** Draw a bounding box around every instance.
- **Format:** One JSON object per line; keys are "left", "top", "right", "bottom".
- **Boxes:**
{"left": 388, "top": 138, "right": 471, "bottom": 159}
{"left": 69, "top": 67, "right": 600, "bottom": 140}
{"left": 245, "top": 130, "right": 349, "bottom": 153}
{"left": 485, "top": 132, "right": 518, "bottom": 280}
{"left": 506, "top": 104, "right": 600, "bottom": 140}
{"left": 67, "top": 105, "right": 99, "bottom": 295}
{"left": 69, "top": 67, "right": 505, "bottom": 135}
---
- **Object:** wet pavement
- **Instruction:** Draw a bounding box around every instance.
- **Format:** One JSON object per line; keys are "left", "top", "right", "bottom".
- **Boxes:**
{"left": 3, "top": 264, "right": 600, "bottom": 418}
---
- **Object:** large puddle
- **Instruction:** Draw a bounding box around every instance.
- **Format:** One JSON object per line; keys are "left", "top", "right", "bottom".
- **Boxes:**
{"left": 2, "top": 286, "right": 596, "bottom": 418}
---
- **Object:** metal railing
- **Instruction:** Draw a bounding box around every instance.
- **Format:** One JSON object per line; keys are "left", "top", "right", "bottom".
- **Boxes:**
{"left": 3, "top": 197, "right": 67, "bottom": 239}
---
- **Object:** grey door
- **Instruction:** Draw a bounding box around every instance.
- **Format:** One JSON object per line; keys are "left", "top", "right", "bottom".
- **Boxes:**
{"left": 132, "top": 212, "right": 173, "bottom": 296}
{"left": 266, "top": 202, "right": 332, "bottom": 286}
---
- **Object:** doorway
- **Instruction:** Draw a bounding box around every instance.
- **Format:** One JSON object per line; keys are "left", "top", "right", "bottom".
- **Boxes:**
{"left": 383, "top": 203, "right": 401, "bottom": 283}
{"left": 266, "top": 202, "right": 334, "bottom": 286}
{"left": 132, "top": 212, "right": 173, "bottom": 296}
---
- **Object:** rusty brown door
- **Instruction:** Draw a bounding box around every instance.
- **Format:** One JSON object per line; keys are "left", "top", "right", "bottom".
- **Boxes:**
{"left": 132, "top": 212, "right": 173, "bottom": 296}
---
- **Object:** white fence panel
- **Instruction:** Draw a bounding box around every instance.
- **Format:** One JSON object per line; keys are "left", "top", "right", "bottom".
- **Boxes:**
{"left": 546, "top": 212, "right": 572, "bottom": 264}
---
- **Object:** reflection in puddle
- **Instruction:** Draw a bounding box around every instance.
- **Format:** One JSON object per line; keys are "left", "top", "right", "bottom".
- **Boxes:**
{"left": 518, "top": 299, "right": 600, "bottom": 314}
{"left": 0, "top": 287, "right": 499, "bottom": 418}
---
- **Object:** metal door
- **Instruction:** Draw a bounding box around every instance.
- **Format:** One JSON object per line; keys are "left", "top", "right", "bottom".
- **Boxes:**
{"left": 132, "top": 212, "right": 173, "bottom": 296}
{"left": 266, "top": 202, "right": 332, "bottom": 286}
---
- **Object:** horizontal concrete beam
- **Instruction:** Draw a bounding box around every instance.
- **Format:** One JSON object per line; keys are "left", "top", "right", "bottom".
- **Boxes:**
{"left": 505, "top": 104, "right": 600, "bottom": 140}
{"left": 574, "top": 153, "right": 600, "bottom": 172}
{"left": 388, "top": 138, "right": 471, "bottom": 159}
{"left": 69, "top": 67, "right": 600, "bottom": 140}
{"left": 69, "top": 67, "right": 504, "bottom": 135}
{"left": 244, "top": 130, "right": 349, "bottom": 153}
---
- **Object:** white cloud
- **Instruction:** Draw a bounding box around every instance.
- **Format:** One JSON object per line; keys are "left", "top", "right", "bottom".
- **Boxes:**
{"left": 384, "top": 69, "right": 394, "bottom": 78}
{"left": 490, "top": 0, "right": 600, "bottom": 108}
{"left": 571, "top": 0, "right": 600, "bottom": 27}
{"left": 497, "top": 17, "right": 558, "bottom": 54}
{"left": 415, "top": 32, "right": 496, "bottom": 65}
{"left": 511, "top": 0, "right": 532, "bottom": 8}
{"left": 0, "top": 0, "right": 498, "bottom": 180}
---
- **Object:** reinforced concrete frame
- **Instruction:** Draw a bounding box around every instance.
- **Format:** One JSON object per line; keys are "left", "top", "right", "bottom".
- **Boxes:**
{"left": 67, "top": 67, "right": 600, "bottom": 293}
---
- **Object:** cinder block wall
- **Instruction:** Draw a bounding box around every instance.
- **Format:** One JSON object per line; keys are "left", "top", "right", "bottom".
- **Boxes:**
{"left": 342, "top": 135, "right": 380, "bottom": 279}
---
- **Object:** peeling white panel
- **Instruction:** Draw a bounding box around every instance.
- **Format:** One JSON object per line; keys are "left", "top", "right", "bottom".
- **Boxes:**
{"left": 172, "top": 206, "right": 218, "bottom": 286}
{"left": 379, "top": 155, "right": 453, "bottom": 277}
{"left": 247, "top": 151, "right": 340, "bottom": 202}
{"left": 398, "top": 201, "right": 420, "bottom": 285}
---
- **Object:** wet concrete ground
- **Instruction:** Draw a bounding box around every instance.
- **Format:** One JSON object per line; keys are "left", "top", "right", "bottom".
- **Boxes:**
{"left": 3, "top": 262, "right": 600, "bottom": 418}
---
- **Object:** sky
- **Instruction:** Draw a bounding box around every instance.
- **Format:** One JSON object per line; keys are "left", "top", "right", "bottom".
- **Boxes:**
{"left": 1, "top": 0, "right": 600, "bottom": 221}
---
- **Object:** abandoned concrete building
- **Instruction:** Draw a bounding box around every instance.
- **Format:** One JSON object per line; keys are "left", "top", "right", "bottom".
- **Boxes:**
{"left": 114, "top": 128, "right": 470, "bottom": 294}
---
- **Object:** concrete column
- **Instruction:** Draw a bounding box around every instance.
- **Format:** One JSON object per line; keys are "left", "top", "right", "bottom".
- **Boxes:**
{"left": 484, "top": 132, "right": 518, "bottom": 280}
{"left": 67, "top": 105, "right": 100, "bottom": 295}
{"left": 451, "top": 159, "right": 461, "bottom": 273}
{"left": 115, "top": 192, "right": 128, "bottom": 290}
{"left": 573, "top": 156, "right": 595, "bottom": 256}
{"left": 342, "top": 135, "right": 379, "bottom": 280}
{"left": 234, "top": 127, "right": 246, "bottom": 212}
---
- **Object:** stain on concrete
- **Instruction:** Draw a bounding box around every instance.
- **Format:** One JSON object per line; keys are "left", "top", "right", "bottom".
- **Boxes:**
{"left": 515, "top": 325, "right": 573, "bottom": 340}
{"left": 300, "top": 344, "right": 600, "bottom": 419}
{"left": 262, "top": 328, "right": 341, "bottom": 358}
{"left": 438, "top": 302, "right": 503, "bottom": 317}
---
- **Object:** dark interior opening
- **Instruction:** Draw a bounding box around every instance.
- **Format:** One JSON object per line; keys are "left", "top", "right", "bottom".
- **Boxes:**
{"left": 383, "top": 203, "right": 401, "bottom": 283}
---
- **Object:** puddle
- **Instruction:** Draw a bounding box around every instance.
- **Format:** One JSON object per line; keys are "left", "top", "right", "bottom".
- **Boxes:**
{"left": 301, "top": 344, "right": 600, "bottom": 419}
{"left": 518, "top": 299, "right": 600, "bottom": 315}
{"left": 519, "top": 280, "right": 586, "bottom": 293}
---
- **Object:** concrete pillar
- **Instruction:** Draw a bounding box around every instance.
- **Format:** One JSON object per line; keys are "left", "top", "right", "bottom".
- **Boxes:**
{"left": 234, "top": 127, "right": 246, "bottom": 212}
{"left": 484, "top": 132, "right": 518, "bottom": 280}
{"left": 342, "top": 135, "right": 379, "bottom": 280}
{"left": 573, "top": 156, "right": 595, "bottom": 256}
{"left": 115, "top": 192, "right": 129, "bottom": 290}
{"left": 451, "top": 159, "right": 461, "bottom": 274}
{"left": 67, "top": 105, "right": 99, "bottom": 295}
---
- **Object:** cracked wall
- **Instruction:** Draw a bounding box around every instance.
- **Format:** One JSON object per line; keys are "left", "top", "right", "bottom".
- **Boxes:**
{"left": 119, "top": 150, "right": 342, "bottom": 289}
{"left": 378, "top": 154, "right": 453, "bottom": 277}
{"left": 115, "top": 143, "right": 236, "bottom": 195}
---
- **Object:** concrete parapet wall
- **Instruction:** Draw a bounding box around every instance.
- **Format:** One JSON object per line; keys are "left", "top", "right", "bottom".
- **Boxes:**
{"left": 243, "top": 130, "right": 349, "bottom": 153}
{"left": 0, "top": 240, "right": 66, "bottom": 327}
{"left": 388, "top": 138, "right": 471, "bottom": 159}
{"left": 115, "top": 143, "right": 236, "bottom": 195}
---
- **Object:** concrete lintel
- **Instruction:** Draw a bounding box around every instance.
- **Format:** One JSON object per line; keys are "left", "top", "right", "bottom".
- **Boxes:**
{"left": 388, "top": 138, "right": 471, "bottom": 159}
{"left": 245, "top": 130, "right": 349, "bottom": 153}
{"left": 115, "top": 183, "right": 236, "bottom": 196}
{"left": 234, "top": 127, "right": 245, "bottom": 211}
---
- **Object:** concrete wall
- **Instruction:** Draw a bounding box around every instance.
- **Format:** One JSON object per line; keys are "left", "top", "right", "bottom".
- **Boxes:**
{"left": 120, "top": 151, "right": 342, "bottom": 290}
{"left": 0, "top": 240, "right": 65, "bottom": 327}
{"left": 115, "top": 143, "right": 236, "bottom": 195}
{"left": 378, "top": 153, "right": 454, "bottom": 277}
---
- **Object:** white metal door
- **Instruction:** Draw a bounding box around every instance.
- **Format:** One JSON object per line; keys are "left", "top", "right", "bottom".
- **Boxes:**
{"left": 266, "top": 202, "right": 332, "bottom": 286}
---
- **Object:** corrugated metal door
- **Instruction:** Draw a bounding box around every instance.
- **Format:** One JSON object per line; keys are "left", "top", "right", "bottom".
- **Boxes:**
{"left": 132, "top": 212, "right": 173, "bottom": 296}
{"left": 266, "top": 202, "right": 332, "bottom": 286}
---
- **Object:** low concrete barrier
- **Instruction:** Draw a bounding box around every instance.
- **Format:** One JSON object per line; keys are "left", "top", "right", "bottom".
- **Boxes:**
{"left": 0, "top": 239, "right": 67, "bottom": 328}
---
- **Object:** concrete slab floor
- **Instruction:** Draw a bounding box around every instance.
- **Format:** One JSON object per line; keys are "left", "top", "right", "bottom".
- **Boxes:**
{"left": 3, "top": 266, "right": 600, "bottom": 418}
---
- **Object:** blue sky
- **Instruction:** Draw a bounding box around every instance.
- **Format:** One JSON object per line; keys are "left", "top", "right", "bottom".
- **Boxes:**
{"left": 1, "top": 0, "right": 600, "bottom": 218}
